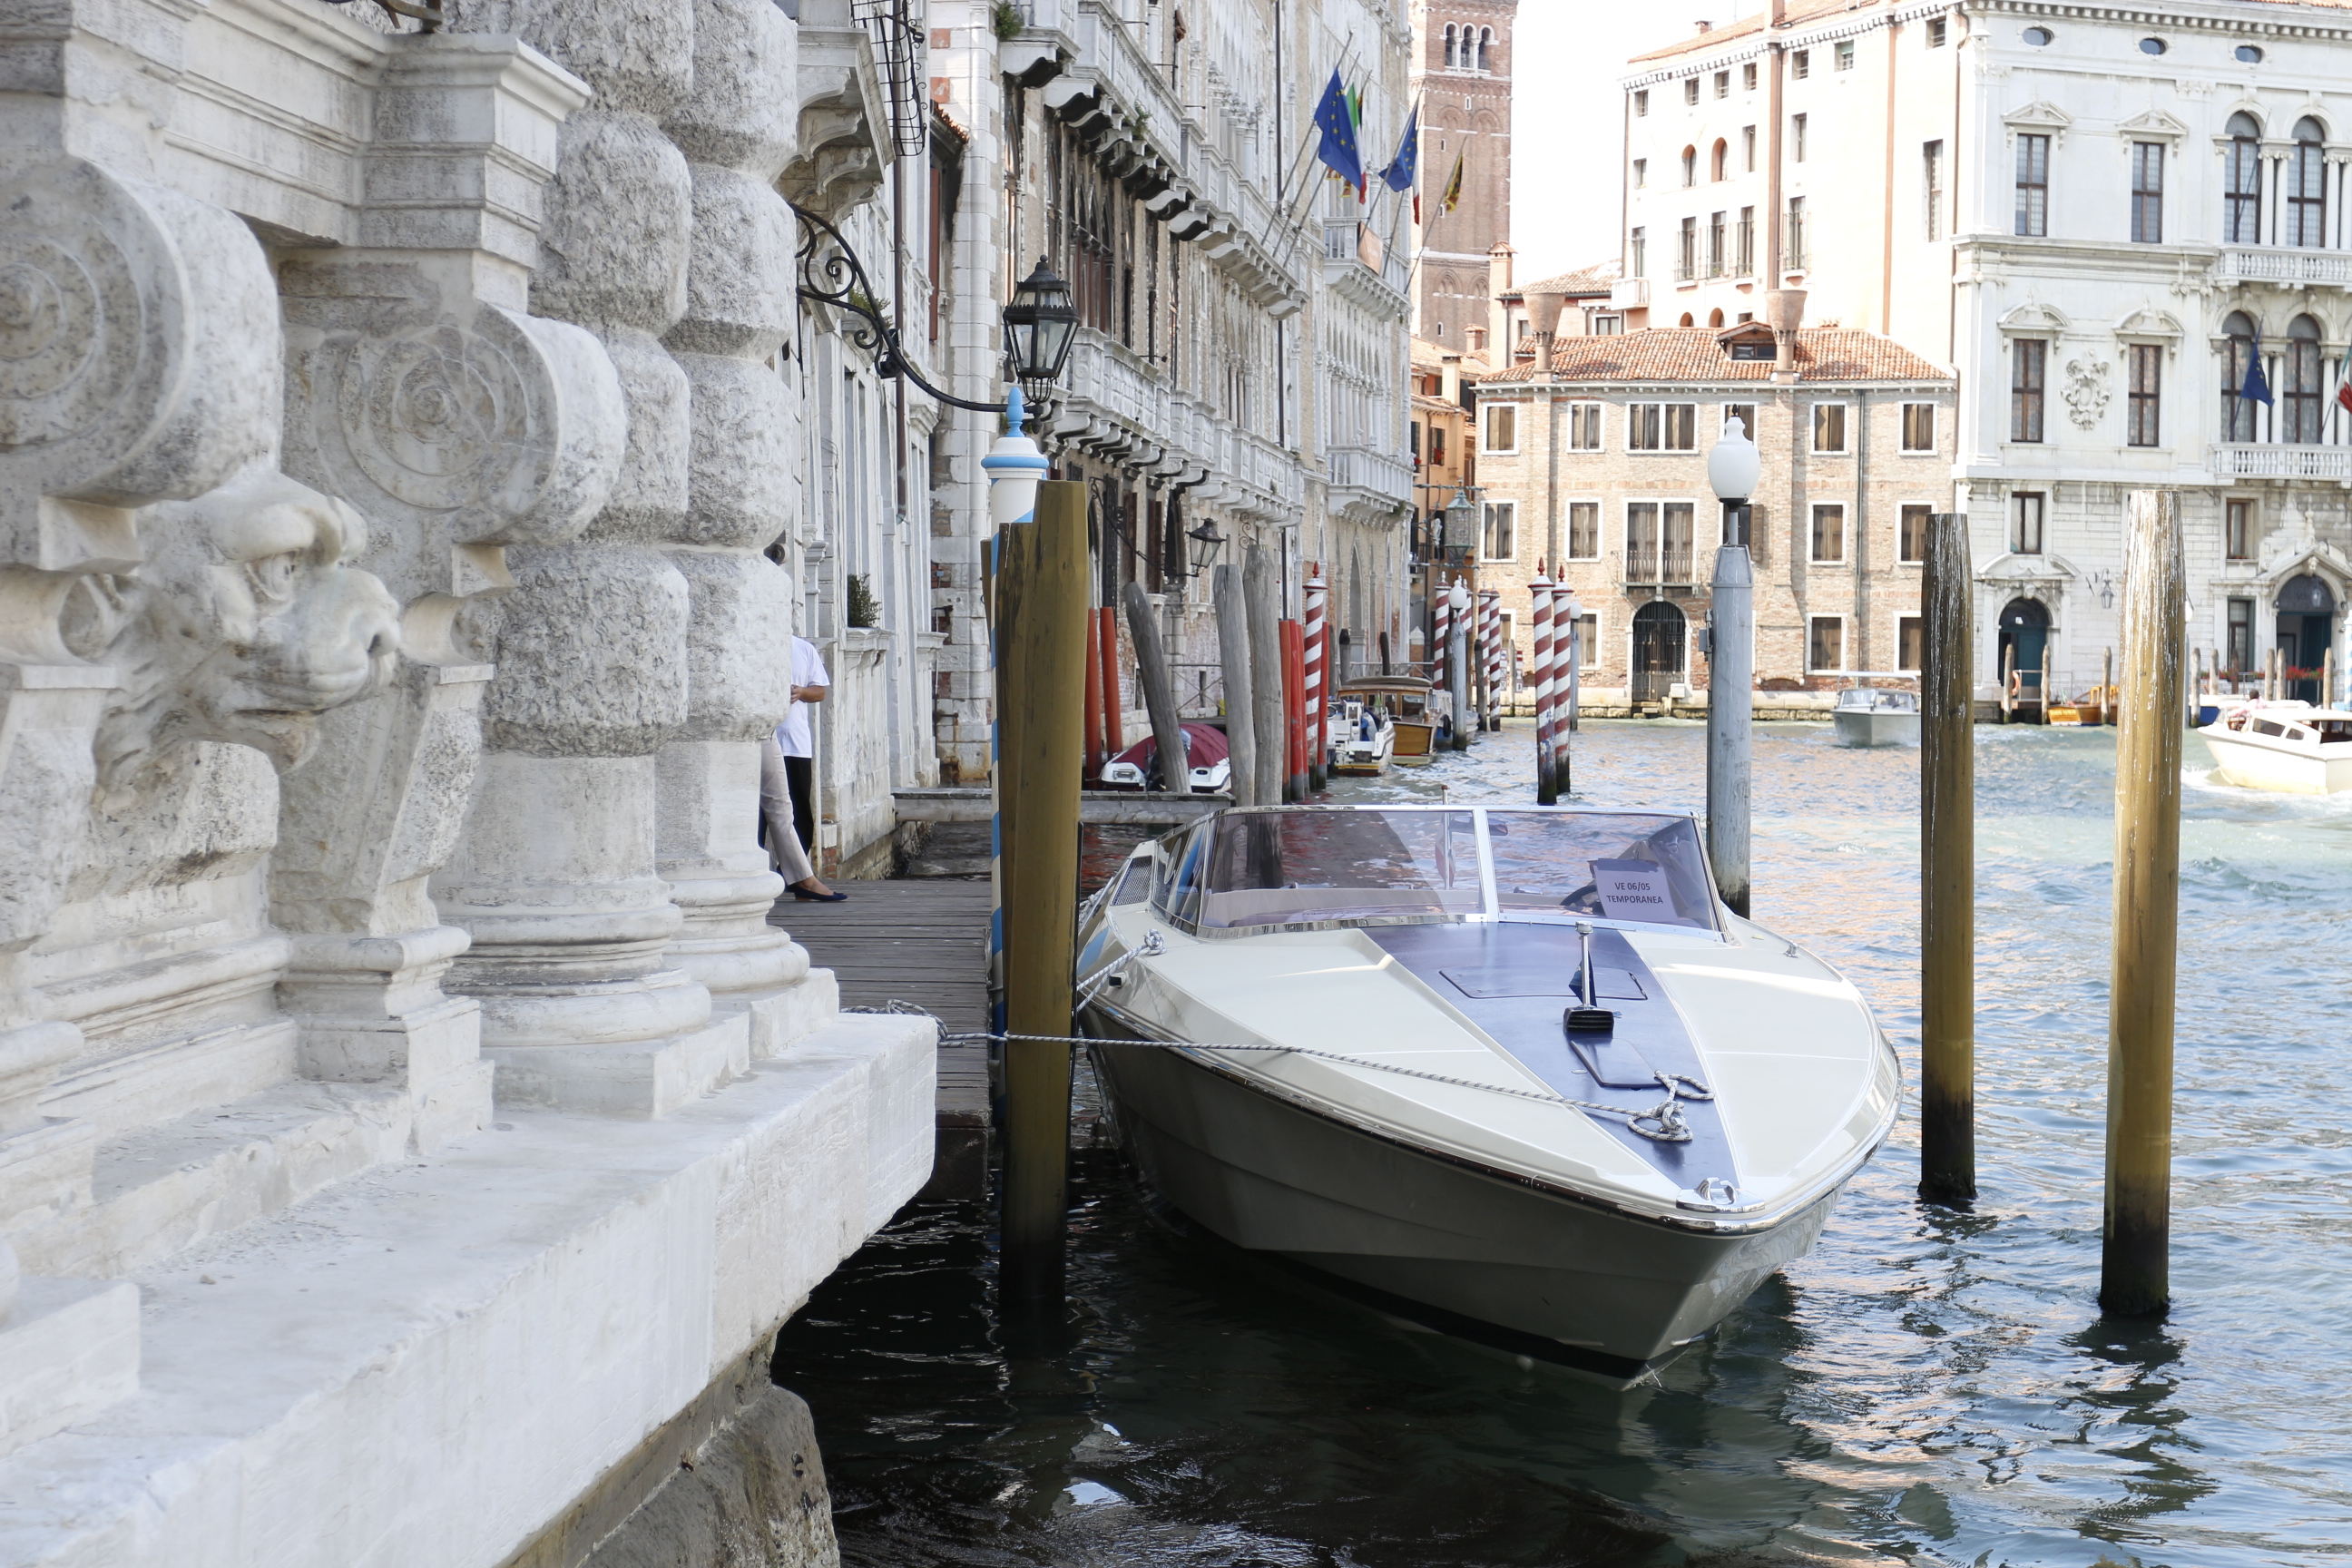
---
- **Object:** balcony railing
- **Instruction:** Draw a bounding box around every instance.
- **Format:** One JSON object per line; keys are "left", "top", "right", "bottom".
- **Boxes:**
{"left": 1610, "top": 277, "right": 1650, "bottom": 308}
{"left": 1326, "top": 443, "right": 1414, "bottom": 505}
{"left": 2214, "top": 246, "right": 2352, "bottom": 287}
{"left": 1624, "top": 545, "right": 1696, "bottom": 586}
{"left": 2210, "top": 442, "right": 2352, "bottom": 479}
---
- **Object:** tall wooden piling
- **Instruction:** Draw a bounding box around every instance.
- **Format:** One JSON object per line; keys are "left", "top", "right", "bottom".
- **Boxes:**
{"left": 1214, "top": 564, "right": 1258, "bottom": 808}
{"left": 1123, "top": 581, "right": 1190, "bottom": 793}
{"left": 2102, "top": 489, "right": 2182, "bottom": 1318}
{"left": 1920, "top": 511, "right": 1976, "bottom": 1205}
{"left": 1243, "top": 545, "right": 1285, "bottom": 806}
{"left": 997, "top": 479, "right": 1089, "bottom": 1300}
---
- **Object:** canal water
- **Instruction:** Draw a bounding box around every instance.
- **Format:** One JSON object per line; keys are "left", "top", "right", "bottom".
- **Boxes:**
{"left": 773, "top": 720, "right": 2352, "bottom": 1567}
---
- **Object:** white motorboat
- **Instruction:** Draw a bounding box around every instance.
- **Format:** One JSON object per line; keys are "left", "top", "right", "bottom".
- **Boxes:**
{"left": 1327, "top": 694, "right": 1396, "bottom": 776}
{"left": 2198, "top": 701, "right": 2352, "bottom": 793}
{"left": 1830, "top": 682, "right": 1919, "bottom": 747}
{"left": 1073, "top": 805, "right": 1901, "bottom": 1384}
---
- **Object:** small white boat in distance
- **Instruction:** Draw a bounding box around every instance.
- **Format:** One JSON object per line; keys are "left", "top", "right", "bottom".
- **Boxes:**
{"left": 2199, "top": 701, "right": 2352, "bottom": 793}
{"left": 1075, "top": 805, "right": 1900, "bottom": 1385}
{"left": 1830, "top": 677, "right": 1920, "bottom": 748}
{"left": 1327, "top": 693, "right": 1396, "bottom": 777}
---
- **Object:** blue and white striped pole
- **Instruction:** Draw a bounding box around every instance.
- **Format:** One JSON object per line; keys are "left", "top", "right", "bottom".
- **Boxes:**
{"left": 981, "top": 388, "right": 1049, "bottom": 1037}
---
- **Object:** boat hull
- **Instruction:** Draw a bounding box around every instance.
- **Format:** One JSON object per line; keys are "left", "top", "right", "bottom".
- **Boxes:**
{"left": 2200, "top": 728, "right": 2352, "bottom": 793}
{"left": 1831, "top": 709, "right": 1920, "bottom": 747}
{"left": 1389, "top": 720, "right": 1436, "bottom": 762}
{"left": 1091, "top": 1032, "right": 1838, "bottom": 1379}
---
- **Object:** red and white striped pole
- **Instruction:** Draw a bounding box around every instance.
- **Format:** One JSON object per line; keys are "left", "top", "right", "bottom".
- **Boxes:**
{"left": 1479, "top": 588, "right": 1504, "bottom": 733}
{"left": 1431, "top": 580, "right": 1453, "bottom": 700}
{"left": 1532, "top": 564, "right": 1556, "bottom": 803}
{"left": 1304, "top": 570, "right": 1328, "bottom": 790}
{"left": 1553, "top": 591, "right": 1578, "bottom": 788}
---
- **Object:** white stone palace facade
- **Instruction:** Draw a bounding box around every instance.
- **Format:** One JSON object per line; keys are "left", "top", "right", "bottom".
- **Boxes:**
{"left": 0, "top": 1, "right": 936, "bottom": 1563}
{"left": 1615, "top": 0, "right": 2352, "bottom": 701}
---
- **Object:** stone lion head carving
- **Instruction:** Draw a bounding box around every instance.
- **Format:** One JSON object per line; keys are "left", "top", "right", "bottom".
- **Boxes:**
{"left": 78, "top": 470, "right": 401, "bottom": 788}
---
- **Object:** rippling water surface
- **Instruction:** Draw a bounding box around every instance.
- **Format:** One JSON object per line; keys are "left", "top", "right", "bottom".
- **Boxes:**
{"left": 775, "top": 720, "right": 2352, "bottom": 1567}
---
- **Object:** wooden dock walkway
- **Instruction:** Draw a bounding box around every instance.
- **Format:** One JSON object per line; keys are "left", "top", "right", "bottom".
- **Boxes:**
{"left": 770, "top": 877, "right": 993, "bottom": 1199}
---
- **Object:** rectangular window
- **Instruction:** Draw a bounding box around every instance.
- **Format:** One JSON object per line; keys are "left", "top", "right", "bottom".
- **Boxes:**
{"left": 1812, "top": 401, "right": 1849, "bottom": 453}
{"left": 1808, "top": 616, "right": 1846, "bottom": 672}
{"left": 2227, "top": 597, "right": 2254, "bottom": 675}
{"left": 1810, "top": 504, "right": 1846, "bottom": 564}
{"left": 1793, "top": 49, "right": 1810, "bottom": 79}
{"left": 1722, "top": 401, "right": 1759, "bottom": 440}
{"left": 1792, "top": 113, "right": 1808, "bottom": 162}
{"left": 1633, "top": 157, "right": 1647, "bottom": 189}
{"left": 1742, "top": 125, "right": 1757, "bottom": 172}
{"left": 1410, "top": 420, "right": 1421, "bottom": 461}
{"left": 1593, "top": 313, "right": 1623, "bottom": 336}
{"left": 1678, "top": 217, "right": 1697, "bottom": 280}
{"left": 1573, "top": 612, "right": 1599, "bottom": 671}
{"left": 1786, "top": 196, "right": 1808, "bottom": 270}
{"left": 1569, "top": 500, "right": 1600, "bottom": 559}
{"left": 2128, "top": 342, "right": 2161, "bottom": 447}
{"left": 1635, "top": 90, "right": 1649, "bottom": 117}
{"left": 2131, "top": 142, "right": 2164, "bottom": 243}
{"left": 1663, "top": 502, "right": 1695, "bottom": 583}
{"left": 1568, "top": 401, "right": 1603, "bottom": 450}
{"left": 1483, "top": 501, "right": 1516, "bottom": 561}
{"left": 1714, "top": 70, "right": 1730, "bottom": 98}
{"left": 1897, "top": 615, "right": 1925, "bottom": 672}
{"left": 1923, "top": 139, "right": 1945, "bottom": 241}
{"left": 2014, "top": 132, "right": 2050, "bottom": 237}
{"left": 1685, "top": 77, "right": 1700, "bottom": 106}
{"left": 2012, "top": 491, "right": 2045, "bottom": 555}
{"left": 1901, "top": 402, "right": 1936, "bottom": 451}
{"left": 1630, "top": 226, "right": 1647, "bottom": 279}
{"left": 2226, "top": 132, "right": 2262, "bottom": 243}
{"left": 1430, "top": 424, "right": 1446, "bottom": 466}
{"left": 1737, "top": 206, "right": 1755, "bottom": 273}
{"left": 1708, "top": 211, "right": 1726, "bottom": 276}
{"left": 2226, "top": 498, "right": 2253, "bottom": 560}
{"left": 1926, "top": 15, "right": 1947, "bottom": 46}
{"left": 1835, "top": 39, "right": 1855, "bottom": 70}
{"left": 2012, "top": 338, "right": 2046, "bottom": 443}
{"left": 1483, "top": 402, "right": 1519, "bottom": 454}
{"left": 1626, "top": 403, "right": 1697, "bottom": 451}
{"left": 1743, "top": 61, "right": 1758, "bottom": 91}
{"left": 1900, "top": 504, "right": 1931, "bottom": 564}
{"left": 1625, "top": 501, "right": 1659, "bottom": 579}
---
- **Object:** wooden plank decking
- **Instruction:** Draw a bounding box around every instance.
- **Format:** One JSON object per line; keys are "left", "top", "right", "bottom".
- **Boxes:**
{"left": 771, "top": 877, "right": 993, "bottom": 1198}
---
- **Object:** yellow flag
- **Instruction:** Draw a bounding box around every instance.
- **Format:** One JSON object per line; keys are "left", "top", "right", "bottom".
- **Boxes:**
{"left": 1438, "top": 152, "right": 1465, "bottom": 217}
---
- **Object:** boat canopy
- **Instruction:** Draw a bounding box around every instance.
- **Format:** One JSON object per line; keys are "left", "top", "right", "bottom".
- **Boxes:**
{"left": 1152, "top": 807, "right": 1721, "bottom": 936}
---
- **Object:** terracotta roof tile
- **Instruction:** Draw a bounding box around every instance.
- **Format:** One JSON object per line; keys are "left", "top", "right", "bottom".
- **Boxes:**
{"left": 1480, "top": 327, "right": 1952, "bottom": 387}
{"left": 1505, "top": 260, "right": 1622, "bottom": 299}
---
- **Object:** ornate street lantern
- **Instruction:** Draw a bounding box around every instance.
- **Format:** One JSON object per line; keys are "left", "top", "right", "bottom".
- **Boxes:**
{"left": 1002, "top": 257, "right": 1080, "bottom": 395}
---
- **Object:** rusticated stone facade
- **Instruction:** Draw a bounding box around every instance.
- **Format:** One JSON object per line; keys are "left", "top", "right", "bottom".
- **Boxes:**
{"left": 0, "top": 1, "right": 931, "bottom": 1562}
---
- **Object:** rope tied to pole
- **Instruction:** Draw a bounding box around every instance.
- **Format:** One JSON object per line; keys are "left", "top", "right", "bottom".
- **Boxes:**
{"left": 848, "top": 999, "right": 1711, "bottom": 1143}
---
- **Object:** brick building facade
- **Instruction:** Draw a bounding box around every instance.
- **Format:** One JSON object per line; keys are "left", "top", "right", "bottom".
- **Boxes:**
{"left": 1410, "top": 0, "right": 1517, "bottom": 350}
{"left": 1473, "top": 325, "right": 1955, "bottom": 711}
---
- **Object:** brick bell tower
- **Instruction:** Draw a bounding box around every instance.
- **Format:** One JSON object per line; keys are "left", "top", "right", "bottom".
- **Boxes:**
{"left": 1409, "top": 0, "right": 1517, "bottom": 354}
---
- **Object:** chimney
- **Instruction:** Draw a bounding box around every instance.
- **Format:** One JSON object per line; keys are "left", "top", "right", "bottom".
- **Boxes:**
{"left": 1695, "top": 19, "right": 1712, "bottom": 33}
{"left": 1764, "top": 287, "right": 1807, "bottom": 376}
{"left": 1526, "top": 289, "right": 1571, "bottom": 377}
{"left": 1486, "top": 243, "right": 1515, "bottom": 365}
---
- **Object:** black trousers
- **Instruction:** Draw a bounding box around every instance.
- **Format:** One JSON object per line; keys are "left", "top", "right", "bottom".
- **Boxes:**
{"left": 784, "top": 754, "right": 816, "bottom": 852}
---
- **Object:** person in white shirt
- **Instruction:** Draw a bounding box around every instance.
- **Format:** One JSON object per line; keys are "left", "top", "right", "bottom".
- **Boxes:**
{"left": 761, "top": 635, "right": 844, "bottom": 901}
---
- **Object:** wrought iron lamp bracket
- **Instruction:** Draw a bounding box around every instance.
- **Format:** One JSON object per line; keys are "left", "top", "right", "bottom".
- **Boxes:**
{"left": 791, "top": 201, "right": 1011, "bottom": 416}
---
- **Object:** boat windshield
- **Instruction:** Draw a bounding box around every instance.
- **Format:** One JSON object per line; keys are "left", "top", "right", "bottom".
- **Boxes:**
{"left": 1186, "top": 808, "right": 1720, "bottom": 934}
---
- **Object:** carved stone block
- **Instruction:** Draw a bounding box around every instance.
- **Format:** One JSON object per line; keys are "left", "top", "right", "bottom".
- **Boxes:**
{"left": 671, "top": 548, "right": 795, "bottom": 740}
{"left": 671, "top": 352, "right": 793, "bottom": 551}
{"left": 480, "top": 544, "right": 689, "bottom": 755}
{"left": 587, "top": 326, "right": 693, "bottom": 541}
{"left": 454, "top": 0, "right": 695, "bottom": 119}
{"left": 527, "top": 113, "right": 693, "bottom": 335}
{"left": 663, "top": 0, "right": 800, "bottom": 178}
{"left": 665, "top": 170, "right": 798, "bottom": 358}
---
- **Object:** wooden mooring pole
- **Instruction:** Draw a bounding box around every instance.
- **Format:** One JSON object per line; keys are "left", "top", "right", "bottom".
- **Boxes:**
{"left": 1213, "top": 563, "right": 1258, "bottom": 808}
{"left": 998, "top": 478, "right": 1089, "bottom": 1301}
{"left": 2102, "top": 489, "right": 2182, "bottom": 1318}
{"left": 1920, "top": 511, "right": 1976, "bottom": 1205}
{"left": 1122, "top": 581, "right": 1190, "bottom": 795}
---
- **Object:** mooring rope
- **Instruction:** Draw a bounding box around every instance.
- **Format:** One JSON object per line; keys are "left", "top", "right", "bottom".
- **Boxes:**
{"left": 845, "top": 996, "right": 1710, "bottom": 1142}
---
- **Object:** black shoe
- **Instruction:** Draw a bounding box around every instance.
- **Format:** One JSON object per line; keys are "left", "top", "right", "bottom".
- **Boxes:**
{"left": 791, "top": 885, "right": 849, "bottom": 902}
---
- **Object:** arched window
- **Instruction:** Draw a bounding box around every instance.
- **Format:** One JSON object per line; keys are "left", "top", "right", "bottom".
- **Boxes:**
{"left": 2226, "top": 113, "right": 2264, "bottom": 242}
{"left": 1707, "top": 308, "right": 1725, "bottom": 328}
{"left": 1443, "top": 24, "right": 1456, "bottom": 69}
{"left": 2221, "top": 309, "right": 2259, "bottom": 441}
{"left": 2287, "top": 314, "right": 2326, "bottom": 442}
{"left": 1478, "top": 27, "right": 1494, "bottom": 72}
{"left": 1681, "top": 145, "right": 1697, "bottom": 187}
{"left": 2290, "top": 117, "right": 2328, "bottom": 247}
{"left": 1679, "top": 312, "right": 1696, "bottom": 327}
{"left": 1710, "top": 138, "right": 1729, "bottom": 181}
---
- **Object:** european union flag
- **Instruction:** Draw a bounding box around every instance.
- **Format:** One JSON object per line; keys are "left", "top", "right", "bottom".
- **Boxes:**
{"left": 2242, "top": 337, "right": 2274, "bottom": 406}
{"left": 1379, "top": 100, "right": 1418, "bottom": 194}
{"left": 1315, "top": 70, "right": 1363, "bottom": 191}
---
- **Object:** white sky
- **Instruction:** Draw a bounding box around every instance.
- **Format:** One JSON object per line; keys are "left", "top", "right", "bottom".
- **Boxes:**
{"left": 1508, "top": 0, "right": 1758, "bottom": 280}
